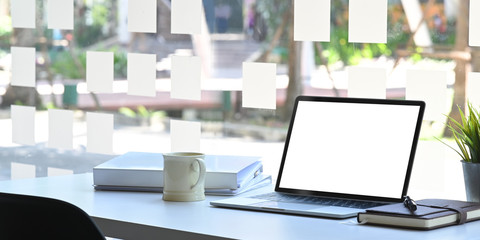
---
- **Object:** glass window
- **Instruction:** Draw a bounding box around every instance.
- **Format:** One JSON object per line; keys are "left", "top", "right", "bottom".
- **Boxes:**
{"left": 0, "top": 0, "right": 473, "bottom": 200}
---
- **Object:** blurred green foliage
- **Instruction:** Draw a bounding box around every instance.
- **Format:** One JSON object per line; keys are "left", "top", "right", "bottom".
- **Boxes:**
{"left": 430, "top": 19, "right": 456, "bottom": 45}
{"left": 119, "top": 107, "right": 137, "bottom": 118}
{"left": 50, "top": 47, "right": 128, "bottom": 79}
{"left": 319, "top": 27, "right": 407, "bottom": 66}
{"left": 318, "top": 2, "right": 411, "bottom": 66}
{"left": 119, "top": 106, "right": 167, "bottom": 119}
{"left": 74, "top": 0, "right": 114, "bottom": 47}
{"left": 255, "top": 0, "right": 450, "bottom": 67}
{"left": 50, "top": 50, "right": 86, "bottom": 79}
{"left": 113, "top": 48, "right": 128, "bottom": 78}
{"left": 50, "top": 0, "right": 120, "bottom": 79}
{"left": 0, "top": 16, "right": 12, "bottom": 48}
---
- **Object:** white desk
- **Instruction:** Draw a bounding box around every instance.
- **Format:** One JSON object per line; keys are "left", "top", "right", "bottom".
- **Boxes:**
{"left": 0, "top": 173, "right": 478, "bottom": 240}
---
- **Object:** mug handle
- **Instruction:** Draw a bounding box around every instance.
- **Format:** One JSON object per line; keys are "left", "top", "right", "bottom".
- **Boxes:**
{"left": 191, "top": 158, "right": 206, "bottom": 190}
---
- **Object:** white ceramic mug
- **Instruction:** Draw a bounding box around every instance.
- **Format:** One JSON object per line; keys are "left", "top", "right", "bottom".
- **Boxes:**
{"left": 162, "top": 152, "right": 206, "bottom": 202}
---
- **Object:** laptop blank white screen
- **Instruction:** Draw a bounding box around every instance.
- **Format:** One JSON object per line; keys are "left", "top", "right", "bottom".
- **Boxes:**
{"left": 279, "top": 100, "right": 421, "bottom": 199}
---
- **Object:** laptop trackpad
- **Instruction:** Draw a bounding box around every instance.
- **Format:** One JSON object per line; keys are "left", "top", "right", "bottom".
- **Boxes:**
{"left": 307, "top": 206, "right": 362, "bottom": 215}
{"left": 250, "top": 201, "right": 326, "bottom": 211}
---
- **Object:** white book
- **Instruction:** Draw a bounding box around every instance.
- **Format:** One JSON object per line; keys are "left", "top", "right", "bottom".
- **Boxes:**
{"left": 93, "top": 152, "right": 263, "bottom": 190}
{"left": 204, "top": 174, "right": 272, "bottom": 196}
{"left": 94, "top": 174, "right": 272, "bottom": 196}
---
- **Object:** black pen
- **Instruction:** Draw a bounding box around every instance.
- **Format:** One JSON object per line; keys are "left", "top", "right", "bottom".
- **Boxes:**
{"left": 403, "top": 196, "right": 417, "bottom": 212}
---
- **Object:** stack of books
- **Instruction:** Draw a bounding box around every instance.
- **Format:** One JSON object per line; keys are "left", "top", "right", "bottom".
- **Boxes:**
{"left": 93, "top": 152, "right": 272, "bottom": 196}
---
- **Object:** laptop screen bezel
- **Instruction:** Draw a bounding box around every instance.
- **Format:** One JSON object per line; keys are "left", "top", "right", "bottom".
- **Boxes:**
{"left": 274, "top": 96, "right": 425, "bottom": 203}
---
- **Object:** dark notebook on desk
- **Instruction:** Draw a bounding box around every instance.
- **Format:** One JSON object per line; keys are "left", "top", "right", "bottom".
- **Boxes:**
{"left": 358, "top": 199, "right": 480, "bottom": 229}
{"left": 211, "top": 96, "right": 425, "bottom": 218}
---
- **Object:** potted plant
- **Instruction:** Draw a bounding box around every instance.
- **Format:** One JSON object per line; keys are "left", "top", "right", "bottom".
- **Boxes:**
{"left": 441, "top": 102, "right": 480, "bottom": 202}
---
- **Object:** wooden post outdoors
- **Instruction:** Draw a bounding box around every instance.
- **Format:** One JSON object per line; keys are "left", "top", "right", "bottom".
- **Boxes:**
{"left": 282, "top": 0, "right": 303, "bottom": 122}
{"left": 444, "top": 0, "right": 470, "bottom": 137}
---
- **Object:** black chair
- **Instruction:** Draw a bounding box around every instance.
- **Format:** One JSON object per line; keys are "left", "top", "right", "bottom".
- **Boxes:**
{"left": 0, "top": 192, "right": 106, "bottom": 240}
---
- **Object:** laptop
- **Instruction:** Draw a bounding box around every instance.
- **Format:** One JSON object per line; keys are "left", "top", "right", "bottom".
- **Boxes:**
{"left": 211, "top": 96, "right": 425, "bottom": 218}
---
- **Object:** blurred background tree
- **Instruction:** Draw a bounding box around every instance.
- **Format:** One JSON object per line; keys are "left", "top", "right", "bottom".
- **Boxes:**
{"left": 1, "top": 0, "right": 118, "bottom": 109}
{"left": 254, "top": 0, "right": 472, "bottom": 136}
{"left": 0, "top": 0, "right": 475, "bottom": 137}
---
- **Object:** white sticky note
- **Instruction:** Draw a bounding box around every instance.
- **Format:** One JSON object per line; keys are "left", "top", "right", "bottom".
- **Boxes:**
{"left": 128, "top": 53, "right": 156, "bottom": 97}
{"left": 406, "top": 70, "right": 447, "bottom": 121}
{"left": 347, "top": 67, "right": 386, "bottom": 99}
{"left": 171, "top": 0, "right": 202, "bottom": 34}
{"left": 128, "top": 0, "right": 157, "bottom": 33}
{"left": 48, "top": 109, "right": 73, "bottom": 150}
{"left": 170, "top": 56, "right": 201, "bottom": 100}
{"left": 11, "top": 105, "right": 35, "bottom": 146}
{"left": 48, "top": 0, "right": 74, "bottom": 30}
{"left": 470, "top": 0, "right": 480, "bottom": 46}
{"left": 47, "top": 167, "right": 74, "bottom": 177}
{"left": 348, "top": 0, "right": 387, "bottom": 43}
{"left": 87, "top": 112, "right": 113, "bottom": 155}
{"left": 170, "top": 119, "right": 201, "bottom": 152}
{"left": 11, "top": 0, "right": 35, "bottom": 28}
{"left": 468, "top": 72, "right": 480, "bottom": 107}
{"left": 87, "top": 51, "right": 114, "bottom": 93}
{"left": 11, "top": 47, "right": 36, "bottom": 87}
{"left": 242, "top": 62, "right": 276, "bottom": 109}
{"left": 294, "top": 0, "right": 330, "bottom": 42}
{"left": 11, "top": 163, "right": 36, "bottom": 180}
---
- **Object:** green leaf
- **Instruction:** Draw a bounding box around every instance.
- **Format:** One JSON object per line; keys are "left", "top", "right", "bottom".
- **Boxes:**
{"left": 119, "top": 107, "right": 136, "bottom": 118}
{"left": 452, "top": 131, "right": 470, "bottom": 162}
{"left": 441, "top": 101, "right": 480, "bottom": 163}
{"left": 435, "top": 136, "right": 464, "bottom": 160}
{"left": 137, "top": 106, "right": 149, "bottom": 118}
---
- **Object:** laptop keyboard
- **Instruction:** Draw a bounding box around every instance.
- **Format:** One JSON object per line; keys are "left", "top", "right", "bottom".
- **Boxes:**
{"left": 251, "top": 192, "right": 385, "bottom": 209}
